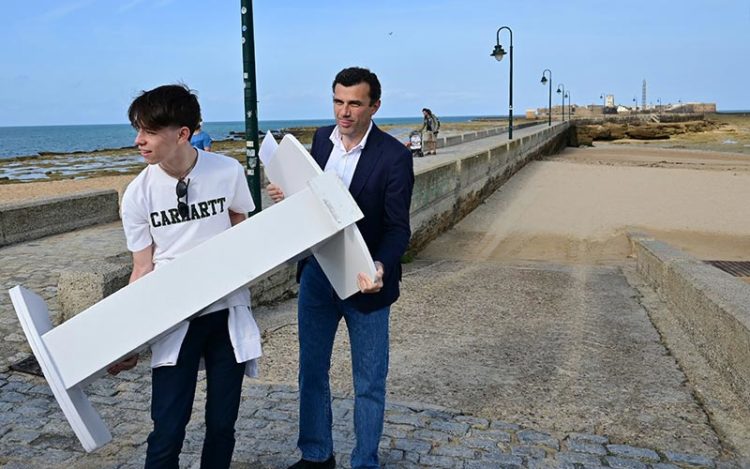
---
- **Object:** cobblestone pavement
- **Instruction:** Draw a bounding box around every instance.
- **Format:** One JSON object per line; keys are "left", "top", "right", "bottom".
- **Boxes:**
{"left": 0, "top": 367, "right": 740, "bottom": 469}
{"left": 1, "top": 228, "right": 743, "bottom": 468}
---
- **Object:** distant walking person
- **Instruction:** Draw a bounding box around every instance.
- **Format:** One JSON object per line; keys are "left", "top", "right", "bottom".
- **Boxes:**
{"left": 420, "top": 108, "right": 440, "bottom": 155}
{"left": 191, "top": 122, "right": 212, "bottom": 151}
{"left": 266, "top": 66, "right": 414, "bottom": 469}
{"left": 109, "top": 83, "right": 261, "bottom": 469}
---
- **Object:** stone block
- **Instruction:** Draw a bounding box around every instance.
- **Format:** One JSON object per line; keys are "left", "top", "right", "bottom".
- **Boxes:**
{"left": 57, "top": 260, "right": 132, "bottom": 322}
{"left": 663, "top": 451, "right": 715, "bottom": 467}
{"left": 0, "top": 190, "right": 120, "bottom": 247}
{"left": 517, "top": 429, "right": 560, "bottom": 450}
{"left": 606, "top": 444, "right": 660, "bottom": 462}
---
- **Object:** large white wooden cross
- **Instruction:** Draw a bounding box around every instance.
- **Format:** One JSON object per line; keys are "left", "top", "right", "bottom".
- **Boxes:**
{"left": 9, "top": 135, "right": 376, "bottom": 452}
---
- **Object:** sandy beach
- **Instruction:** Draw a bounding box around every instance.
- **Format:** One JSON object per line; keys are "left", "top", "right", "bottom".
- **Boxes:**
{"left": 0, "top": 174, "right": 135, "bottom": 204}
{"left": 419, "top": 143, "right": 750, "bottom": 263}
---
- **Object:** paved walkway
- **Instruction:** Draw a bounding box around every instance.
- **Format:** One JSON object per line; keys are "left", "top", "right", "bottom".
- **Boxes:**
{"left": 0, "top": 126, "right": 744, "bottom": 468}
{"left": 0, "top": 368, "right": 729, "bottom": 469}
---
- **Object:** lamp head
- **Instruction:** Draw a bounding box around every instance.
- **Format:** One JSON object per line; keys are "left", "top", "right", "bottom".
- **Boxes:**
{"left": 556, "top": 87, "right": 562, "bottom": 94}
{"left": 541, "top": 76, "right": 548, "bottom": 85}
{"left": 491, "top": 44, "right": 506, "bottom": 61}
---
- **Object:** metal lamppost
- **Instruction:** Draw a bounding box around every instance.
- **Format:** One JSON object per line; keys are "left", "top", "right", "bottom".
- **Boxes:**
{"left": 556, "top": 84, "right": 566, "bottom": 121}
{"left": 490, "top": 26, "right": 513, "bottom": 140}
{"left": 657, "top": 97, "right": 662, "bottom": 115}
{"left": 566, "top": 91, "right": 571, "bottom": 120}
{"left": 540, "top": 69, "right": 552, "bottom": 126}
{"left": 240, "top": 0, "right": 261, "bottom": 216}
{"left": 633, "top": 97, "right": 638, "bottom": 113}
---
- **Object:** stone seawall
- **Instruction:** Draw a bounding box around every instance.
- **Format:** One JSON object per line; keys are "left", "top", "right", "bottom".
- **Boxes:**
{"left": 630, "top": 233, "right": 750, "bottom": 408}
{"left": 0, "top": 190, "right": 120, "bottom": 248}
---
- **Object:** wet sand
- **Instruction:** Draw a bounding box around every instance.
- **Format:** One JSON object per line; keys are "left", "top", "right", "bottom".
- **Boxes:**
{"left": 420, "top": 144, "right": 750, "bottom": 263}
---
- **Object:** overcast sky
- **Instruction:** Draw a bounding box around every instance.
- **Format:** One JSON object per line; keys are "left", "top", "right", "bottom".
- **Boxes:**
{"left": 2, "top": 0, "right": 748, "bottom": 126}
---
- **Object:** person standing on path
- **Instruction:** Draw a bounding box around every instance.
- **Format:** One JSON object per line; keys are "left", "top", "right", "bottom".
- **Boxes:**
{"left": 190, "top": 122, "right": 212, "bottom": 151}
{"left": 266, "top": 67, "right": 414, "bottom": 469}
{"left": 420, "top": 108, "right": 440, "bottom": 155}
{"left": 109, "top": 83, "right": 261, "bottom": 469}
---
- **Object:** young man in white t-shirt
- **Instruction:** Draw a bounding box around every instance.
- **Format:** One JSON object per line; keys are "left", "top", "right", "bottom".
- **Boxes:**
{"left": 108, "top": 84, "right": 260, "bottom": 468}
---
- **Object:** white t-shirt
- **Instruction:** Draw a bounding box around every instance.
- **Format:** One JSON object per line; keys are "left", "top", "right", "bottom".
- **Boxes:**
{"left": 121, "top": 150, "right": 260, "bottom": 373}
{"left": 122, "top": 150, "right": 254, "bottom": 269}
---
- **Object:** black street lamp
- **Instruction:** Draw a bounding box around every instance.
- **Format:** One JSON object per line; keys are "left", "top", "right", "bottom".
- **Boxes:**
{"left": 566, "top": 91, "right": 571, "bottom": 120}
{"left": 491, "top": 26, "right": 513, "bottom": 139}
{"left": 657, "top": 97, "right": 662, "bottom": 115}
{"left": 540, "top": 69, "right": 552, "bottom": 126}
{"left": 633, "top": 97, "right": 638, "bottom": 112}
{"left": 556, "top": 83, "right": 566, "bottom": 121}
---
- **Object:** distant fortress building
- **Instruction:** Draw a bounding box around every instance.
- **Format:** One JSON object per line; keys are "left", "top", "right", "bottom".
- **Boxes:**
{"left": 535, "top": 100, "right": 716, "bottom": 119}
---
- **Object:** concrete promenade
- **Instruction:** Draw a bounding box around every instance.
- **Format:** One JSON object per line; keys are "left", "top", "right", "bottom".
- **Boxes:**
{"left": 0, "top": 126, "right": 745, "bottom": 468}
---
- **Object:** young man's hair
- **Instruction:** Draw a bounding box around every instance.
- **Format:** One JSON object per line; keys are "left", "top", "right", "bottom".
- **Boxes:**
{"left": 332, "top": 67, "right": 381, "bottom": 105}
{"left": 128, "top": 83, "right": 201, "bottom": 135}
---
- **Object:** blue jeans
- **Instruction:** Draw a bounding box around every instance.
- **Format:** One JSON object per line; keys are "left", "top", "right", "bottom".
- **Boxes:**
{"left": 297, "top": 259, "right": 390, "bottom": 469}
{"left": 145, "top": 309, "right": 245, "bottom": 469}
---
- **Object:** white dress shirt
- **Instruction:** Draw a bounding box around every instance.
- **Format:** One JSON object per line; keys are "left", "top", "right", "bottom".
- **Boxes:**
{"left": 324, "top": 121, "right": 374, "bottom": 188}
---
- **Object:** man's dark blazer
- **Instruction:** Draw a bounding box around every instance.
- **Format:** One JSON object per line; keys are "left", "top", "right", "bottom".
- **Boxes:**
{"left": 298, "top": 123, "right": 414, "bottom": 312}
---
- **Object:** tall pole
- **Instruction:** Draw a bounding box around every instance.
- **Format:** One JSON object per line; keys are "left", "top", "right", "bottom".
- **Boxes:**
{"left": 541, "top": 69, "right": 552, "bottom": 126}
{"left": 508, "top": 33, "right": 513, "bottom": 140}
{"left": 491, "top": 26, "right": 513, "bottom": 140}
{"left": 240, "top": 0, "right": 261, "bottom": 216}
{"left": 567, "top": 91, "right": 571, "bottom": 120}
{"left": 557, "top": 83, "right": 566, "bottom": 121}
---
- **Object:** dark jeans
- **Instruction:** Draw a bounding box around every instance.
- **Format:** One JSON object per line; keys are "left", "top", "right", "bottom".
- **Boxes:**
{"left": 145, "top": 309, "right": 245, "bottom": 469}
{"left": 297, "top": 259, "right": 390, "bottom": 469}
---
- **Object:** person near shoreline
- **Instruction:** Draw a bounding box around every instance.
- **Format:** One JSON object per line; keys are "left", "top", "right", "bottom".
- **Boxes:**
{"left": 108, "top": 83, "right": 261, "bottom": 468}
{"left": 266, "top": 67, "right": 414, "bottom": 469}
{"left": 420, "top": 108, "right": 440, "bottom": 155}
{"left": 190, "top": 122, "right": 212, "bottom": 151}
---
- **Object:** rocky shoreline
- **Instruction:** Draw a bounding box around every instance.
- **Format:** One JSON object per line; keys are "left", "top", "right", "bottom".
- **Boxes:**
{"left": 0, "top": 128, "right": 316, "bottom": 185}
{"left": 569, "top": 113, "right": 750, "bottom": 154}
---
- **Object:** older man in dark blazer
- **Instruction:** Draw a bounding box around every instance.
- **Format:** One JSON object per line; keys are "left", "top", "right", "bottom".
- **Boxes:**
{"left": 267, "top": 67, "right": 414, "bottom": 469}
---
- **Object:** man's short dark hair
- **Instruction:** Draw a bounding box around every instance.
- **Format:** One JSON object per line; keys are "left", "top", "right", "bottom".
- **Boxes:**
{"left": 128, "top": 84, "right": 201, "bottom": 134}
{"left": 332, "top": 67, "right": 381, "bottom": 105}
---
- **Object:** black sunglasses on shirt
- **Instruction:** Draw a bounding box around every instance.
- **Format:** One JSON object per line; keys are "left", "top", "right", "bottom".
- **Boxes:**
{"left": 176, "top": 178, "right": 190, "bottom": 219}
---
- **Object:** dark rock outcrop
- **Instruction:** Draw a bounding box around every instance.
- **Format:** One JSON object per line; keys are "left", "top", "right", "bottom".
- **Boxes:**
{"left": 569, "top": 119, "right": 721, "bottom": 147}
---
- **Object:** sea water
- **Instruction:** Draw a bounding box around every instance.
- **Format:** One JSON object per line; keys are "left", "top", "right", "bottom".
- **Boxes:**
{"left": 0, "top": 116, "right": 486, "bottom": 159}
